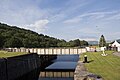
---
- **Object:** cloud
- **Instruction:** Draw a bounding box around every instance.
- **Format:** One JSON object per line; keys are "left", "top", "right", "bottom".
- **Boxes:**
{"left": 64, "top": 18, "right": 82, "bottom": 24}
{"left": 0, "top": 0, "right": 50, "bottom": 27}
{"left": 105, "top": 13, "right": 120, "bottom": 21}
{"left": 25, "top": 19, "right": 49, "bottom": 32}
{"left": 0, "top": 0, "right": 120, "bottom": 41}
{"left": 63, "top": 11, "right": 119, "bottom": 24}
{"left": 50, "top": 0, "right": 91, "bottom": 23}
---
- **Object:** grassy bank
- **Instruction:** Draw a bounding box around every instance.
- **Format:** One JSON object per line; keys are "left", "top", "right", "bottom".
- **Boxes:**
{"left": 81, "top": 51, "right": 120, "bottom": 80}
{"left": 0, "top": 51, "right": 27, "bottom": 58}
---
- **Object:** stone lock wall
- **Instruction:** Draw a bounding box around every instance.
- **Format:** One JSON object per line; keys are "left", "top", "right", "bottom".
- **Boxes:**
{"left": 0, "top": 53, "right": 57, "bottom": 80}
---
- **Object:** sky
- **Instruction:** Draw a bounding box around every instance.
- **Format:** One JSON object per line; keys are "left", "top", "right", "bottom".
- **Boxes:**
{"left": 0, "top": 0, "right": 120, "bottom": 41}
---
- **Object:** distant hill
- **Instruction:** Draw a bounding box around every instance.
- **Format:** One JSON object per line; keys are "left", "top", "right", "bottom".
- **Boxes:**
{"left": 88, "top": 41, "right": 98, "bottom": 45}
{"left": 0, "top": 22, "right": 88, "bottom": 48}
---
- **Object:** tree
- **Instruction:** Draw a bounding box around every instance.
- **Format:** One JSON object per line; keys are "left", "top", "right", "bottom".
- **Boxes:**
{"left": 68, "top": 39, "right": 81, "bottom": 47}
{"left": 99, "top": 35, "right": 106, "bottom": 47}
{"left": 4, "top": 37, "right": 23, "bottom": 48}
{"left": 80, "top": 40, "right": 89, "bottom": 46}
{"left": 22, "top": 39, "right": 31, "bottom": 48}
{"left": 0, "top": 34, "right": 4, "bottom": 48}
{"left": 73, "top": 39, "right": 81, "bottom": 47}
{"left": 0, "top": 22, "right": 89, "bottom": 48}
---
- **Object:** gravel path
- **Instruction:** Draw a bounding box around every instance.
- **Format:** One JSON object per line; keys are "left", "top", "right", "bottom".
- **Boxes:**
{"left": 113, "top": 52, "right": 120, "bottom": 57}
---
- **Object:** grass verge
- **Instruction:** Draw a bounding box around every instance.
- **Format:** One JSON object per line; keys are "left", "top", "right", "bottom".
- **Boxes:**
{"left": 0, "top": 50, "right": 27, "bottom": 58}
{"left": 80, "top": 51, "right": 120, "bottom": 80}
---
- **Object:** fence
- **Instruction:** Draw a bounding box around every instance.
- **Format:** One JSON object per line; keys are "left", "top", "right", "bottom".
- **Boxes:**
{"left": 6, "top": 48, "right": 87, "bottom": 54}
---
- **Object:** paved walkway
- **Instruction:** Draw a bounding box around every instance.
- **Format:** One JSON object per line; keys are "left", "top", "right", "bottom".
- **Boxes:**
{"left": 74, "top": 61, "right": 90, "bottom": 80}
{"left": 74, "top": 58, "right": 103, "bottom": 80}
{"left": 113, "top": 52, "right": 120, "bottom": 57}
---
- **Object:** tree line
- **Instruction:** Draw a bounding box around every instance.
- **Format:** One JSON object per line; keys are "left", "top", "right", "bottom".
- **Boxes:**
{"left": 0, "top": 22, "right": 88, "bottom": 48}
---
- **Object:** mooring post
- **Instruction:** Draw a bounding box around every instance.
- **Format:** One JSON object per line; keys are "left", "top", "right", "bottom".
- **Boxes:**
{"left": 83, "top": 55, "right": 87, "bottom": 63}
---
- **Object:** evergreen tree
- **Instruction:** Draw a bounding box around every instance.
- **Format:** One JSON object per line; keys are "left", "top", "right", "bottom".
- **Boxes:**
{"left": 99, "top": 35, "right": 106, "bottom": 47}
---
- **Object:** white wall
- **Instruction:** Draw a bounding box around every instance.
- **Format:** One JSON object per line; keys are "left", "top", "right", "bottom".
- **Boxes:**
{"left": 118, "top": 47, "right": 120, "bottom": 52}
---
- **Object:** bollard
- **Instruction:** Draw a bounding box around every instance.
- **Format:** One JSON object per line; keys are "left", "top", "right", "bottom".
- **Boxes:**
{"left": 83, "top": 55, "right": 87, "bottom": 63}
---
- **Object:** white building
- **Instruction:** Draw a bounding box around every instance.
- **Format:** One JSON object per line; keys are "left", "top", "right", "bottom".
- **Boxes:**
{"left": 111, "top": 40, "right": 120, "bottom": 52}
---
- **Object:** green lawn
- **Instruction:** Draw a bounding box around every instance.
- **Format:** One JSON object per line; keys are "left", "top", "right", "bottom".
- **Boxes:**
{"left": 0, "top": 51, "right": 27, "bottom": 58}
{"left": 81, "top": 51, "right": 120, "bottom": 80}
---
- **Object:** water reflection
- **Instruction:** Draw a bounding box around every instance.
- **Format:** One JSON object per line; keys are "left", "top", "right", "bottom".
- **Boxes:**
{"left": 15, "top": 68, "right": 40, "bottom": 80}
{"left": 54, "top": 54, "right": 79, "bottom": 62}
{"left": 39, "top": 54, "right": 79, "bottom": 80}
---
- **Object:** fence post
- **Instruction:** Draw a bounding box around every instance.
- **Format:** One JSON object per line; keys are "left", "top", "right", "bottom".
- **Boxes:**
{"left": 77, "top": 48, "right": 78, "bottom": 54}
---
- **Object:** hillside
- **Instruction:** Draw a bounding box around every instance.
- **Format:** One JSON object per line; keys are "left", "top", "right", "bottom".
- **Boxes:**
{"left": 0, "top": 22, "right": 88, "bottom": 48}
{"left": 88, "top": 41, "right": 98, "bottom": 46}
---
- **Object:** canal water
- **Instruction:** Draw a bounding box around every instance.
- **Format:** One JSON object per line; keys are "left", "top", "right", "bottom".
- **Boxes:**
{"left": 16, "top": 54, "right": 79, "bottom": 80}
{"left": 39, "top": 54, "right": 79, "bottom": 80}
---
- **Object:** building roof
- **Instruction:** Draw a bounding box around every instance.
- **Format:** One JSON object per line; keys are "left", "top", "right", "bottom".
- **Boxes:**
{"left": 117, "top": 40, "right": 120, "bottom": 44}
{"left": 111, "top": 40, "right": 120, "bottom": 44}
{"left": 112, "top": 40, "right": 120, "bottom": 47}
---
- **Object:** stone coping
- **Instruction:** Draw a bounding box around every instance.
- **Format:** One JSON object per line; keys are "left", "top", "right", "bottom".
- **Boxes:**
{"left": 74, "top": 61, "right": 103, "bottom": 80}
